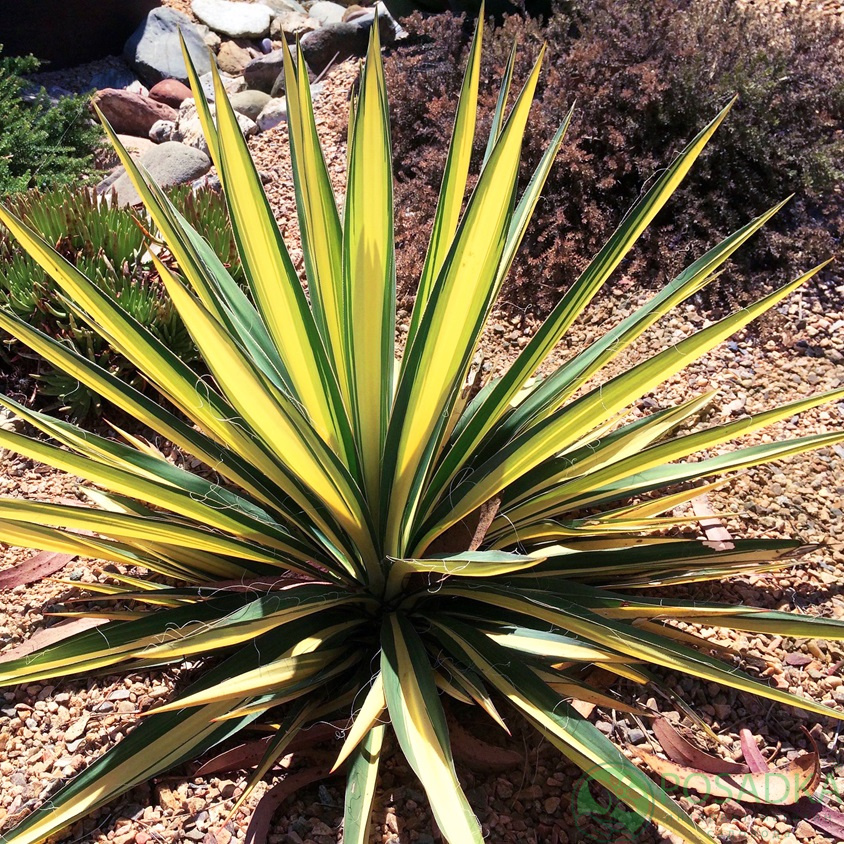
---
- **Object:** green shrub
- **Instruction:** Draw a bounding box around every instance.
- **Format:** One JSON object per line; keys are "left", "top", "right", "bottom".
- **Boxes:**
{"left": 0, "top": 184, "right": 242, "bottom": 417}
{"left": 0, "top": 47, "right": 102, "bottom": 197}
{"left": 387, "top": 0, "right": 844, "bottom": 317}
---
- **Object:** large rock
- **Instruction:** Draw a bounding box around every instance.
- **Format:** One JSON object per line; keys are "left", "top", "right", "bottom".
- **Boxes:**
{"left": 2, "top": 0, "right": 158, "bottom": 70}
{"left": 243, "top": 49, "right": 300, "bottom": 94}
{"left": 124, "top": 8, "right": 213, "bottom": 86}
{"left": 216, "top": 40, "right": 254, "bottom": 75}
{"left": 229, "top": 90, "right": 271, "bottom": 121}
{"left": 149, "top": 79, "right": 194, "bottom": 108}
{"left": 108, "top": 142, "right": 211, "bottom": 206}
{"left": 307, "top": 1, "right": 346, "bottom": 25}
{"left": 299, "top": 22, "right": 369, "bottom": 75}
{"left": 269, "top": 10, "right": 317, "bottom": 42}
{"left": 345, "top": 1, "right": 402, "bottom": 39}
{"left": 90, "top": 89, "right": 179, "bottom": 136}
{"left": 192, "top": 0, "right": 273, "bottom": 39}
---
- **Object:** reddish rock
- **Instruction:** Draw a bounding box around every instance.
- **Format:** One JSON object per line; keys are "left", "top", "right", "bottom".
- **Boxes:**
{"left": 90, "top": 88, "right": 178, "bottom": 136}
{"left": 149, "top": 79, "right": 194, "bottom": 108}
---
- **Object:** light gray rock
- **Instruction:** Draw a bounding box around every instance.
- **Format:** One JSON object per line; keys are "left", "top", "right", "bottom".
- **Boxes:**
{"left": 123, "top": 8, "right": 212, "bottom": 86}
{"left": 196, "top": 71, "right": 247, "bottom": 102}
{"left": 229, "top": 89, "right": 272, "bottom": 121}
{"left": 270, "top": 10, "right": 318, "bottom": 42}
{"left": 256, "top": 97, "right": 287, "bottom": 131}
{"left": 109, "top": 142, "right": 211, "bottom": 206}
{"left": 196, "top": 23, "right": 222, "bottom": 50}
{"left": 126, "top": 80, "right": 150, "bottom": 97}
{"left": 149, "top": 119, "right": 177, "bottom": 143}
{"left": 192, "top": 0, "right": 273, "bottom": 39}
{"left": 263, "top": 0, "right": 307, "bottom": 13}
{"left": 175, "top": 101, "right": 257, "bottom": 155}
{"left": 307, "top": 1, "right": 346, "bottom": 25}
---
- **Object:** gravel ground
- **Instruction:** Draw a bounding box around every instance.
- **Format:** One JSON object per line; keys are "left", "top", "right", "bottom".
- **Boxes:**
{"left": 3, "top": 20, "right": 844, "bottom": 844}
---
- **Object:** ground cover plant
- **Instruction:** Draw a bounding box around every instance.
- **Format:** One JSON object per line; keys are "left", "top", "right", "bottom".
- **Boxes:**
{"left": 0, "top": 19, "right": 844, "bottom": 844}
{"left": 0, "top": 183, "right": 242, "bottom": 417}
{"left": 0, "top": 48, "right": 101, "bottom": 197}
{"left": 387, "top": 0, "right": 844, "bottom": 318}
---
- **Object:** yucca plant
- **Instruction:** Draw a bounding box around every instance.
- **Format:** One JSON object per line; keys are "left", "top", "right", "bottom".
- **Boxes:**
{"left": 0, "top": 19, "right": 843, "bottom": 844}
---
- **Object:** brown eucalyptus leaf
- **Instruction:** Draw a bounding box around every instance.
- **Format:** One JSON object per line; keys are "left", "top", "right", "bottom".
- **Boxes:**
{"left": 794, "top": 801, "right": 844, "bottom": 840}
{"left": 636, "top": 746, "right": 820, "bottom": 805}
{"left": 739, "top": 728, "right": 771, "bottom": 774}
{"left": 0, "top": 550, "right": 77, "bottom": 589}
{"left": 653, "top": 718, "right": 748, "bottom": 774}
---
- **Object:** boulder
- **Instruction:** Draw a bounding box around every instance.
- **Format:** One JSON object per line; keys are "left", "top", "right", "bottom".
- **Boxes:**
{"left": 108, "top": 142, "right": 212, "bottom": 206}
{"left": 90, "top": 88, "right": 179, "bottom": 136}
{"left": 299, "top": 22, "right": 369, "bottom": 75}
{"left": 124, "top": 8, "right": 212, "bottom": 86}
{"left": 191, "top": 0, "right": 273, "bottom": 39}
{"left": 229, "top": 90, "right": 272, "bottom": 121}
{"left": 344, "top": 3, "right": 402, "bottom": 41}
{"left": 149, "top": 79, "right": 194, "bottom": 108}
{"left": 307, "top": 1, "right": 346, "bottom": 25}
{"left": 269, "top": 10, "right": 318, "bottom": 42}
{"left": 243, "top": 49, "right": 292, "bottom": 94}
{"left": 256, "top": 97, "right": 287, "bottom": 132}
{"left": 174, "top": 101, "right": 257, "bottom": 156}
{"left": 216, "top": 40, "right": 254, "bottom": 75}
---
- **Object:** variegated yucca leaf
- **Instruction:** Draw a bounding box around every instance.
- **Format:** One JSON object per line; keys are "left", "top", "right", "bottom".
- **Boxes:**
{"left": 0, "top": 15, "right": 841, "bottom": 844}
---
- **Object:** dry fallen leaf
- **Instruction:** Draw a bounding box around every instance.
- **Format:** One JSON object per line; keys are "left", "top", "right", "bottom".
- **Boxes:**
{"left": 635, "top": 745, "right": 819, "bottom": 805}
{"left": 0, "top": 550, "right": 77, "bottom": 590}
{"left": 741, "top": 728, "right": 844, "bottom": 841}
{"left": 653, "top": 718, "right": 749, "bottom": 774}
